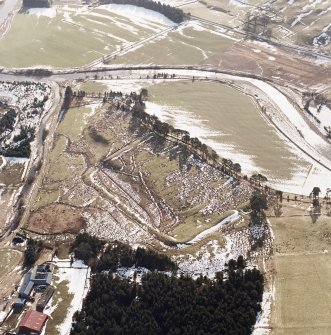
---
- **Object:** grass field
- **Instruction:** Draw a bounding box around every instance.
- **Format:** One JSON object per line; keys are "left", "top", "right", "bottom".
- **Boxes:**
{"left": 110, "top": 22, "right": 235, "bottom": 66}
{"left": 46, "top": 272, "right": 74, "bottom": 335}
{"left": 76, "top": 81, "right": 108, "bottom": 94}
{"left": 270, "top": 203, "right": 331, "bottom": 335}
{"left": 58, "top": 105, "right": 98, "bottom": 140}
{"left": 272, "top": 253, "right": 331, "bottom": 335}
{"left": 0, "top": 5, "right": 165, "bottom": 68}
{"left": 147, "top": 80, "right": 308, "bottom": 181}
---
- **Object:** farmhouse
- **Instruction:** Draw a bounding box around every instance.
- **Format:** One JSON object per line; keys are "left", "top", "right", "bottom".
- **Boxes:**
{"left": 18, "top": 310, "right": 48, "bottom": 335}
{"left": 31, "top": 264, "right": 53, "bottom": 286}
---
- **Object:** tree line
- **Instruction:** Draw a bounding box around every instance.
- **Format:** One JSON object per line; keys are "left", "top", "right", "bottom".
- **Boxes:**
{"left": 99, "top": 0, "right": 185, "bottom": 23}
{"left": 131, "top": 99, "right": 243, "bottom": 174}
{"left": 22, "top": 0, "right": 50, "bottom": 8}
{"left": 59, "top": 86, "right": 74, "bottom": 122}
{"left": 71, "top": 254, "right": 264, "bottom": 335}
{"left": 71, "top": 233, "right": 176, "bottom": 272}
{"left": 97, "top": 241, "right": 177, "bottom": 272}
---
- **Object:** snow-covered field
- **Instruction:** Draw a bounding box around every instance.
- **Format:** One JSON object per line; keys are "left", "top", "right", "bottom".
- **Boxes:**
{"left": 73, "top": 72, "right": 331, "bottom": 196}
{"left": 50, "top": 259, "right": 90, "bottom": 335}
{"left": 0, "top": 3, "right": 178, "bottom": 68}
{"left": 60, "top": 71, "right": 331, "bottom": 197}
{"left": 133, "top": 69, "right": 331, "bottom": 195}
{"left": 100, "top": 4, "right": 176, "bottom": 29}
{"left": 27, "top": 7, "right": 57, "bottom": 18}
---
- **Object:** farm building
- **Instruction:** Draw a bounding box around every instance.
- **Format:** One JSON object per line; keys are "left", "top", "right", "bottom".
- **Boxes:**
{"left": 18, "top": 310, "right": 48, "bottom": 335}
{"left": 17, "top": 263, "right": 53, "bottom": 301}
{"left": 18, "top": 272, "right": 34, "bottom": 299}
{"left": 36, "top": 286, "right": 55, "bottom": 312}
{"left": 13, "top": 297, "right": 26, "bottom": 309}
{"left": 31, "top": 264, "right": 53, "bottom": 286}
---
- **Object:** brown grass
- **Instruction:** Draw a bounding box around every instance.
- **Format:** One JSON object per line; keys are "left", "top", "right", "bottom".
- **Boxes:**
{"left": 269, "top": 203, "right": 331, "bottom": 335}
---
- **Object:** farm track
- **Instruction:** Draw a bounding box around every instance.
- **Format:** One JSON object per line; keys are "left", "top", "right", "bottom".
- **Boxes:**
{"left": 18, "top": 82, "right": 62, "bottom": 233}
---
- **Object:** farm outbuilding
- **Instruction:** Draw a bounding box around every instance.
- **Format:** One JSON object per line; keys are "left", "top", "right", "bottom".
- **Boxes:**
{"left": 36, "top": 285, "right": 55, "bottom": 312}
{"left": 18, "top": 263, "right": 53, "bottom": 300}
{"left": 18, "top": 310, "right": 48, "bottom": 335}
{"left": 18, "top": 272, "right": 34, "bottom": 299}
{"left": 13, "top": 297, "right": 26, "bottom": 309}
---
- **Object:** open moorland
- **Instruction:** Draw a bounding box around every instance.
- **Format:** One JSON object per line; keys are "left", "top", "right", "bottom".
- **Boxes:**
{"left": 0, "top": 0, "right": 330, "bottom": 334}
{"left": 27, "top": 92, "right": 252, "bottom": 246}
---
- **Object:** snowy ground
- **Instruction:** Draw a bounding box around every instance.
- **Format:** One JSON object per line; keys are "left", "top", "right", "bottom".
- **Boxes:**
{"left": 0, "top": 81, "right": 51, "bottom": 151}
{"left": 99, "top": 4, "right": 176, "bottom": 29}
{"left": 27, "top": 7, "right": 57, "bottom": 18}
{"left": 185, "top": 210, "right": 238, "bottom": 245}
{"left": 252, "top": 285, "right": 275, "bottom": 335}
{"left": 175, "top": 218, "right": 274, "bottom": 333}
{"left": 176, "top": 220, "right": 272, "bottom": 277}
{"left": 69, "top": 71, "right": 331, "bottom": 196}
{"left": 135, "top": 69, "right": 331, "bottom": 195}
{"left": 49, "top": 259, "right": 90, "bottom": 335}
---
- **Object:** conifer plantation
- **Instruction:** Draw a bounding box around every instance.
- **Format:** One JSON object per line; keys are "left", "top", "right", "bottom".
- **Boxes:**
{"left": 71, "top": 239, "right": 264, "bottom": 335}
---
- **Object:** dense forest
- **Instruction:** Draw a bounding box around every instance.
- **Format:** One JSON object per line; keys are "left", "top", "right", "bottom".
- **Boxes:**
{"left": 24, "top": 238, "right": 43, "bottom": 267}
{"left": 1, "top": 125, "right": 35, "bottom": 158}
{"left": 99, "top": 0, "right": 185, "bottom": 23}
{"left": 22, "top": 0, "right": 50, "bottom": 8}
{"left": 71, "top": 256, "right": 263, "bottom": 335}
{"left": 0, "top": 109, "right": 17, "bottom": 137}
{"left": 71, "top": 233, "right": 176, "bottom": 272}
{"left": 71, "top": 232, "right": 105, "bottom": 265}
{"left": 97, "top": 242, "right": 177, "bottom": 272}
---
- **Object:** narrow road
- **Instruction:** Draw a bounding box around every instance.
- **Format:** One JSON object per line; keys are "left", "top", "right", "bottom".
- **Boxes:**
{"left": 17, "top": 82, "right": 63, "bottom": 232}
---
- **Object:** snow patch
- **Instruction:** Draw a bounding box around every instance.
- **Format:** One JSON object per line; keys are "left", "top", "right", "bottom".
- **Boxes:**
{"left": 99, "top": 4, "right": 176, "bottom": 27}
{"left": 54, "top": 260, "right": 90, "bottom": 335}
{"left": 186, "top": 211, "right": 239, "bottom": 245}
{"left": 28, "top": 7, "right": 57, "bottom": 18}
